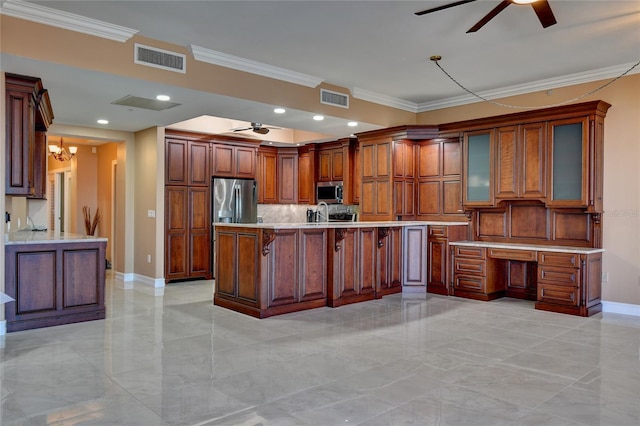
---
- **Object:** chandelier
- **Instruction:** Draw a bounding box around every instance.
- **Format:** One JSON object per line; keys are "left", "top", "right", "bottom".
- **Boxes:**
{"left": 48, "top": 138, "right": 78, "bottom": 162}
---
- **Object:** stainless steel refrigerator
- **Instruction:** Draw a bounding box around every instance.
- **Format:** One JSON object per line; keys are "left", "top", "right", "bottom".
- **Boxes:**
{"left": 211, "top": 177, "right": 258, "bottom": 277}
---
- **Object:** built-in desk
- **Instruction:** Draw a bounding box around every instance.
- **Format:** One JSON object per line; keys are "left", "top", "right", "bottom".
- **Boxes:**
{"left": 449, "top": 241, "right": 603, "bottom": 317}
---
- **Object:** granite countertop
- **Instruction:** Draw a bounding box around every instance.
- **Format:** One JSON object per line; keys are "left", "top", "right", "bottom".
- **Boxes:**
{"left": 449, "top": 240, "right": 604, "bottom": 254}
{"left": 214, "top": 220, "right": 468, "bottom": 229}
{"left": 4, "top": 231, "right": 108, "bottom": 245}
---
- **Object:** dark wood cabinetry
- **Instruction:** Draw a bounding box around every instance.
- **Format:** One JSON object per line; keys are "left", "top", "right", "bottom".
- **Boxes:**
{"left": 212, "top": 143, "right": 256, "bottom": 178}
{"left": 417, "top": 138, "right": 463, "bottom": 219}
{"left": 377, "top": 227, "right": 403, "bottom": 297}
{"left": 257, "top": 147, "right": 278, "bottom": 203}
{"left": 165, "top": 138, "right": 210, "bottom": 186}
{"left": 5, "top": 240, "right": 106, "bottom": 332}
{"left": 360, "top": 138, "right": 393, "bottom": 220}
{"left": 5, "top": 73, "right": 54, "bottom": 198}
{"left": 318, "top": 144, "right": 344, "bottom": 182}
{"left": 427, "top": 225, "right": 467, "bottom": 296}
{"left": 277, "top": 149, "right": 298, "bottom": 204}
{"left": 297, "top": 145, "right": 316, "bottom": 204}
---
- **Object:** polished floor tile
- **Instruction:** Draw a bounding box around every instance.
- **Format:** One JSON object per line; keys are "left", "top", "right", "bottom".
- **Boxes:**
{"left": 1, "top": 274, "right": 639, "bottom": 425}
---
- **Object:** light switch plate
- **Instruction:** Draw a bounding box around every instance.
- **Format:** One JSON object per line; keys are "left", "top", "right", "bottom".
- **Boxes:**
{"left": 147, "top": 210, "right": 156, "bottom": 218}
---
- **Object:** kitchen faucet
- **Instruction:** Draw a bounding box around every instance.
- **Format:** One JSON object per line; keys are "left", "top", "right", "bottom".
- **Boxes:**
{"left": 316, "top": 201, "right": 329, "bottom": 223}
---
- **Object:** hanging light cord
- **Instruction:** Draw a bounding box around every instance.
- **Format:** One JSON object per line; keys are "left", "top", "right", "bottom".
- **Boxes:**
{"left": 430, "top": 56, "right": 640, "bottom": 110}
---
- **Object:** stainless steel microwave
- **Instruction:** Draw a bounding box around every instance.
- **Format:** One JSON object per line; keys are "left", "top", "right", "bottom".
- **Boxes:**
{"left": 316, "top": 182, "right": 343, "bottom": 204}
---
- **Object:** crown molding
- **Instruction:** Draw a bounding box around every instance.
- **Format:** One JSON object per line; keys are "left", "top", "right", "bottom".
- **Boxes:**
{"left": 352, "top": 87, "right": 418, "bottom": 113}
{"left": 417, "top": 61, "right": 640, "bottom": 112}
{"left": 0, "top": 0, "right": 138, "bottom": 42}
{"left": 191, "top": 45, "right": 323, "bottom": 89}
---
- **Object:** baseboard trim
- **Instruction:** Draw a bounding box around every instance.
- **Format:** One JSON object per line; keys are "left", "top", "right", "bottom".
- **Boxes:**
{"left": 602, "top": 301, "right": 640, "bottom": 317}
{"left": 0, "top": 320, "right": 6, "bottom": 336}
{"left": 134, "top": 274, "right": 165, "bottom": 288}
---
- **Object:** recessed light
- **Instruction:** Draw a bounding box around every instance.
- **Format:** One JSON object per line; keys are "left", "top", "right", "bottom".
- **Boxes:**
{"left": 156, "top": 95, "right": 171, "bottom": 101}
{"left": 348, "top": 121, "right": 358, "bottom": 127}
{"left": 97, "top": 119, "right": 109, "bottom": 125}
{"left": 313, "top": 115, "right": 324, "bottom": 121}
{"left": 274, "top": 108, "right": 286, "bottom": 114}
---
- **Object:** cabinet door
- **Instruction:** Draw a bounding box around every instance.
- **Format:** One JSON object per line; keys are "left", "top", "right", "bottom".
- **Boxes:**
{"left": 496, "top": 126, "right": 518, "bottom": 199}
{"left": 166, "top": 138, "right": 188, "bottom": 185}
{"left": 352, "top": 146, "right": 361, "bottom": 204}
{"left": 520, "top": 122, "right": 546, "bottom": 199}
{"left": 547, "top": 117, "right": 588, "bottom": 207}
{"left": 188, "top": 141, "right": 210, "bottom": 186}
{"left": 463, "top": 130, "right": 494, "bottom": 207}
{"left": 6, "top": 88, "right": 35, "bottom": 196}
{"left": 212, "top": 144, "right": 234, "bottom": 177}
{"left": 427, "top": 238, "right": 448, "bottom": 294}
{"left": 358, "top": 228, "right": 377, "bottom": 295}
{"left": 259, "top": 149, "right": 278, "bottom": 203}
{"left": 278, "top": 151, "right": 298, "bottom": 203}
{"left": 403, "top": 225, "right": 427, "bottom": 287}
{"left": 188, "top": 187, "right": 210, "bottom": 278}
{"left": 298, "top": 150, "right": 315, "bottom": 204}
{"left": 165, "top": 186, "right": 188, "bottom": 280}
{"left": 31, "top": 131, "right": 47, "bottom": 199}
{"left": 235, "top": 146, "right": 256, "bottom": 178}
{"left": 331, "top": 148, "right": 344, "bottom": 181}
{"left": 318, "top": 150, "right": 332, "bottom": 182}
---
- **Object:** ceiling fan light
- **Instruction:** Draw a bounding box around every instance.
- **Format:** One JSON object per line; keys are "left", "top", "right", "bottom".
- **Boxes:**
{"left": 513, "top": 0, "right": 537, "bottom": 5}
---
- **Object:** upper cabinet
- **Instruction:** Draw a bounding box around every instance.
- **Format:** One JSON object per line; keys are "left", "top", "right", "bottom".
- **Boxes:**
{"left": 212, "top": 143, "right": 256, "bottom": 178}
{"left": 442, "top": 101, "right": 610, "bottom": 213}
{"left": 257, "top": 146, "right": 278, "bottom": 204}
{"left": 165, "top": 138, "right": 210, "bottom": 186}
{"left": 297, "top": 145, "right": 317, "bottom": 204}
{"left": 318, "top": 144, "right": 344, "bottom": 182}
{"left": 5, "top": 73, "right": 54, "bottom": 197}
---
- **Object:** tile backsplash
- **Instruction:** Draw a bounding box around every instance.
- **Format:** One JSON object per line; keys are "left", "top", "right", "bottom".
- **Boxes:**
{"left": 258, "top": 204, "right": 358, "bottom": 224}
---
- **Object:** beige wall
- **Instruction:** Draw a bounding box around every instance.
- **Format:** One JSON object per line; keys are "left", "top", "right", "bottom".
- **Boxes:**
{"left": 134, "top": 127, "right": 160, "bottom": 279}
{"left": 418, "top": 74, "right": 640, "bottom": 305}
{"left": 97, "top": 143, "right": 118, "bottom": 262}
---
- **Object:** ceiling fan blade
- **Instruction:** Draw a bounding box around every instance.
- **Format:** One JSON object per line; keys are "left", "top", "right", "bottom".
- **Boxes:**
{"left": 466, "top": 0, "right": 511, "bottom": 33}
{"left": 254, "top": 127, "right": 269, "bottom": 135}
{"left": 531, "top": 0, "right": 557, "bottom": 28}
{"left": 230, "top": 127, "right": 251, "bottom": 132}
{"left": 415, "top": 0, "right": 477, "bottom": 16}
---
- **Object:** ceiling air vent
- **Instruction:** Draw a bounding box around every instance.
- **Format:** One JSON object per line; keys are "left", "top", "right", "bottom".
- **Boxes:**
{"left": 111, "top": 95, "right": 181, "bottom": 111}
{"left": 134, "top": 43, "right": 186, "bottom": 73}
{"left": 320, "top": 89, "right": 349, "bottom": 109}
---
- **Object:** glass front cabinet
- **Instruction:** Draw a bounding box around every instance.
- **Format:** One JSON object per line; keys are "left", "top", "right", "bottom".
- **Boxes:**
{"left": 463, "top": 130, "right": 494, "bottom": 207}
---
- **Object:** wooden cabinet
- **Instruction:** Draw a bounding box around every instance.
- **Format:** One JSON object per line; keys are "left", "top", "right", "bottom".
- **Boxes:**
{"left": 452, "top": 246, "right": 494, "bottom": 299}
{"left": 426, "top": 225, "right": 467, "bottom": 295}
{"left": 417, "top": 138, "right": 463, "bottom": 219}
{"left": 318, "top": 144, "right": 344, "bottom": 182}
{"left": 360, "top": 138, "right": 393, "bottom": 220}
{"left": 495, "top": 123, "right": 546, "bottom": 200}
{"left": 257, "top": 147, "right": 278, "bottom": 203}
{"left": 463, "top": 130, "right": 495, "bottom": 207}
{"left": 377, "top": 227, "right": 403, "bottom": 297}
{"left": 4, "top": 240, "right": 106, "bottom": 332}
{"left": 5, "top": 73, "right": 53, "bottom": 198}
{"left": 216, "top": 227, "right": 260, "bottom": 306}
{"left": 297, "top": 146, "right": 316, "bottom": 204}
{"left": 277, "top": 149, "right": 298, "bottom": 204}
{"left": 352, "top": 145, "right": 361, "bottom": 204}
{"left": 164, "top": 186, "right": 211, "bottom": 281}
{"left": 212, "top": 143, "right": 256, "bottom": 178}
{"left": 393, "top": 140, "right": 416, "bottom": 218}
{"left": 165, "top": 138, "right": 210, "bottom": 186}
{"left": 328, "top": 227, "right": 377, "bottom": 306}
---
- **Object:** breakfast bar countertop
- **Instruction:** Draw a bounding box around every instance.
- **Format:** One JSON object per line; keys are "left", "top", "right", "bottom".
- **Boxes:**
{"left": 4, "top": 231, "right": 108, "bottom": 245}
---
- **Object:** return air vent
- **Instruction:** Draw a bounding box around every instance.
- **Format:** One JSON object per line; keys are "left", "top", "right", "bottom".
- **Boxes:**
{"left": 111, "top": 95, "right": 181, "bottom": 111}
{"left": 320, "top": 89, "right": 349, "bottom": 109}
{"left": 134, "top": 43, "right": 186, "bottom": 73}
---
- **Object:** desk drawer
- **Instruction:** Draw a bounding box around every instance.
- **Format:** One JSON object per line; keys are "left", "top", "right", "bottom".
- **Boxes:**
{"left": 454, "top": 246, "right": 486, "bottom": 259}
{"left": 489, "top": 248, "right": 536, "bottom": 261}
{"left": 455, "top": 258, "right": 486, "bottom": 276}
{"left": 538, "top": 265, "right": 580, "bottom": 287}
{"left": 428, "top": 226, "right": 447, "bottom": 238}
{"left": 454, "top": 274, "right": 486, "bottom": 293}
{"left": 538, "top": 252, "right": 580, "bottom": 268}
{"left": 538, "top": 284, "right": 580, "bottom": 307}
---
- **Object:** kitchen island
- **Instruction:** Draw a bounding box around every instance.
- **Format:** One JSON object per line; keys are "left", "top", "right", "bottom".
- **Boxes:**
{"left": 4, "top": 231, "right": 107, "bottom": 331}
{"left": 214, "top": 221, "right": 466, "bottom": 318}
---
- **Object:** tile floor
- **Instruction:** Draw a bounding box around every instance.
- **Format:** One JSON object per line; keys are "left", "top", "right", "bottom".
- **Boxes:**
{"left": 1, "top": 273, "right": 639, "bottom": 425}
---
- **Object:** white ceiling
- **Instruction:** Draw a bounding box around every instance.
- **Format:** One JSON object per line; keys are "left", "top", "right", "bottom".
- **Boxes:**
{"left": 2, "top": 0, "right": 639, "bottom": 141}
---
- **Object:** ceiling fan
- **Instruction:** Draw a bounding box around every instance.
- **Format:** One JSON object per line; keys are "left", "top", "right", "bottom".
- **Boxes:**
{"left": 415, "top": 0, "right": 557, "bottom": 33}
{"left": 230, "top": 122, "right": 280, "bottom": 135}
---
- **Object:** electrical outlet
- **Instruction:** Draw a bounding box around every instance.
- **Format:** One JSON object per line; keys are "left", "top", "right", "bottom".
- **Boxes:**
{"left": 602, "top": 272, "right": 609, "bottom": 283}
{"left": 147, "top": 254, "right": 152, "bottom": 263}
{"left": 147, "top": 210, "right": 156, "bottom": 218}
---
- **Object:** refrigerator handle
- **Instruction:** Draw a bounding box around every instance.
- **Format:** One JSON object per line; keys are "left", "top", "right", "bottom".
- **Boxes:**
{"left": 234, "top": 185, "right": 241, "bottom": 223}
